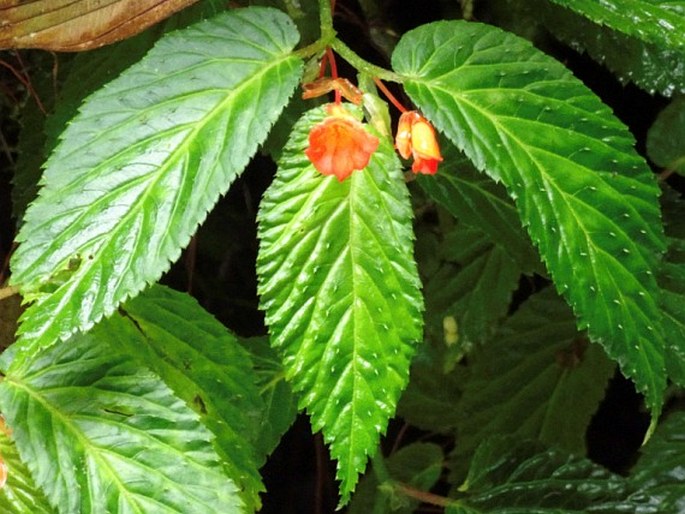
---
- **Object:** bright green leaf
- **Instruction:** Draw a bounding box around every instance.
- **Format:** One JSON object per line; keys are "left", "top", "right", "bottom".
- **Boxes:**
{"left": 417, "top": 143, "right": 540, "bottom": 272}
{"left": 348, "top": 443, "right": 443, "bottom": 514}
{"left": 10, "top": 7, "right": 303, "bottom": 351}
{"left": 447, "top": 436, "right": 629, "bottom": 513}
{"left": 647, "top": 97, "right": 685, "bottom": 174}
{"left": 0, "top": 428, "right": 53, "bottom": 513}
{"left": 451, "top": 288, "right": 615, "bottom": 481}
{"left": 0, "top": 325, "right": 242, "bottom": 513}
{"left": 118, "top": 285, "right": 265, "bottom": 511}
{"left": 545, "top": 0, "right": 685, "bottom": 51}
{"left": 392, "top": 20, "right": 667, "bottom": 418}
{"left": 257, "top": 106, "right": 423, "bottom": 504}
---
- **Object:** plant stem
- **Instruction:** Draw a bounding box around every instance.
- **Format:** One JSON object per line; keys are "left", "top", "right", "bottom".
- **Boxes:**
{"left": 331, "top": 39, "right": 402, "bottom": 83}
{"left": 394, "top": 482, "right": 459, "bottom": 508}
{"left": 319, "top": 0, "right": 334, "bottom": 38}
{"left": 373, "top": 77, "right": 407, "bottom": 113}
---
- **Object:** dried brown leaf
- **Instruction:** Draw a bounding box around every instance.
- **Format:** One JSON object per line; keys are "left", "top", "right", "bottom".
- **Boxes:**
{"left": 0, "top": 0, "right": 198, "bottom": 51}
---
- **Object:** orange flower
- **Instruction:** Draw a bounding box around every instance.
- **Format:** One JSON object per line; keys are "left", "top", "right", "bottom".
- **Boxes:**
{"left": 305, "top": 104, "right": 379, "bottom": 182}
{"left": 395, "top": 111, "right": 443, "bottom": 175}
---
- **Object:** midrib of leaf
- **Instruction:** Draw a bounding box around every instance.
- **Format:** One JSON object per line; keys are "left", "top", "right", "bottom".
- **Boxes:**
{"left": 7, "top": 377, "right": 221, "bottom": 512}
{"left": 427, "top": 82, "right": 659, "bottom": 330}
{"left": 448, "top": 84, "right": 654, "bottom": 270}
{"left": 32, "top": 60, "right": 288, "bottom": 277}
{"left": 7, "top": 380, "right": 142, "bottom": 513}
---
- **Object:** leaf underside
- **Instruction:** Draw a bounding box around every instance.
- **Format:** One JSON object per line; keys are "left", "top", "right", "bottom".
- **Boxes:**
{"left": 0, "top": 325, "right": 242, "bottom": 514}
{"left": 257, "top": 106, "right": 423, "bottom": 504}
{"left": 10, "top": 7, "right": 303, "bottom": 353}
{"left": 392, "top": 20, "right": 667, "bottom": 417}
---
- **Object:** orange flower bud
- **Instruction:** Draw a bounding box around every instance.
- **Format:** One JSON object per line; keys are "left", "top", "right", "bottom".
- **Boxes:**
{"left": 395, "top": 111, "right": 443, "bottom": 175}
{"left": 305, "top": 104, "right": 379, "bottom": 182}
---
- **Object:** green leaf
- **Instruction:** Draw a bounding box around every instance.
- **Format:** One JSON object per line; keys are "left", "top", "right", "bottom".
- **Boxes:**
{"left": 424, "top": 225, "right": 522, "bottom": 357}
{"left": 451, "top": 288, "right": 615, "bottom": 481}
{"left": 417, "top": 143, "right": 540, "bottom": 272}
{"left": 396, "top": 348, "right": 466, "bottom": 433}
{"left": 44, "top": 28, "right": 163, "bottom": 158}
{"left": 237, "top": 336, "right": 298, "bottom": 462}
{"left": 392, "top": 20, "right": 667, "bottom": 418}
{"left": 257, "top": 106, "right": 423, "bottom": 504}
{"left": 10, "top": 7, "right": 303, "bottom": 351}
{"left": 117, "top": 285, "right": 266, "bottom": 512}
{"left": 447, "top": 436, "right": 629, "bottom": 513}
{"left": 348, "top": 443, "right": 444, "bottom": 514}
{"left": 658, "top": 188, "right": 685, "bottom": 386}
{"left": 540, "top": 0, "right": 685, "bottom": 96}
{"left": 545, "top": 0, "right": 685, "bottom": 51}
{"left": 627, "top": 411, "right": 685, "bottom": 511}
{"left": 0, "top": 427, "right": 53, "bottom": 513}
{"left": 647, "top": 97, "right": 685, "bottom": 174}
{"left": 0, "top": 325, "right": 242, "bottom": 513}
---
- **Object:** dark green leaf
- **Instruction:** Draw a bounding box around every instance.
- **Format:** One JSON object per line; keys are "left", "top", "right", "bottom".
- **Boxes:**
{"left": 658, "top": 188, "right": 685, "bottom": 386}
{"left": 257, "top": 106, "right": 423, "bottom": 504}
{"left": 627, "top": 411, "right": 685, "bottom": 512}
{"left": 348, "top": 443, "right": 444, "bottom": 514}
{"left": 424, "top": 225, "right": 522, "bottom": 356}
{"left": 0, "top": 325, "right": 242, "bottom": 513}
{"left": 447, "top": 436, "right": 629, "bottom": 513}
{"left": 647, "top": 97, "right": 685, "bottom": 174}
{"left": 10, "top": 7, "right": 303, "bottom": 352}
{"left": 393, "top": 20, "right": 667, "bottom": 418}
{"left": 417, "top": 143, "right": 540, "bottom": 272}
{"left": 0, "top": 427, "right": 53, "bottom": 513}
{"left": 119, "top": 285, "right": 265, "bottom": 511}
{"left": 451, "top": 288, "right": 615, "bottom": 479}
{"left": 396, "top": 348, "right": 466, "bottom": 433}
{"left": 545, "top": 0, "right": 685, "bottom": 50}
{"left": 237, "top": 336, "right": 298, "bottom": 463}
{"left": 540, "top": 0, "right": 685, "bottom": 96}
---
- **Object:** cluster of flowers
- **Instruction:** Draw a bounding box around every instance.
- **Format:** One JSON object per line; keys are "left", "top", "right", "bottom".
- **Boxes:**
{"left": 302, "top": 78, "right": 442, "bottom": 182}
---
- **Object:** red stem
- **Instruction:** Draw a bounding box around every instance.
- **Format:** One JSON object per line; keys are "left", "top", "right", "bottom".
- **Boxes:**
{"left": 373, "top": 77, "right": 407, "bottom": 113}
{"left": 326, "top": 48, "right": 341, "bottom": 104}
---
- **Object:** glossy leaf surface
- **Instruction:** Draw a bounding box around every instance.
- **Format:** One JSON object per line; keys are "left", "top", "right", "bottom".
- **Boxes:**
{"left": 546, "top": 0, "right": 685, "bottom": 50}
{"left": 393, "top": 20, "right": 667, "bottom": 417}
{"left": 119, "top": 285, "right": 265, "bottom": 511}
{"left": 0, "top": 428, "right": 53, "bottom": 513}
{"left": 257, "top": 106, "right": 423, "bottom": 504}
{"left": 0, "top": 325, "right": 242, "bottom": 513}
{"left": 10, "top": 7, "right": 303, "bottom": 351}
{"left": 541, "top": 1, "right": 685, "bottom": 96}
{"left": 447, "top": 437, "right": 629, "bottom": 513}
